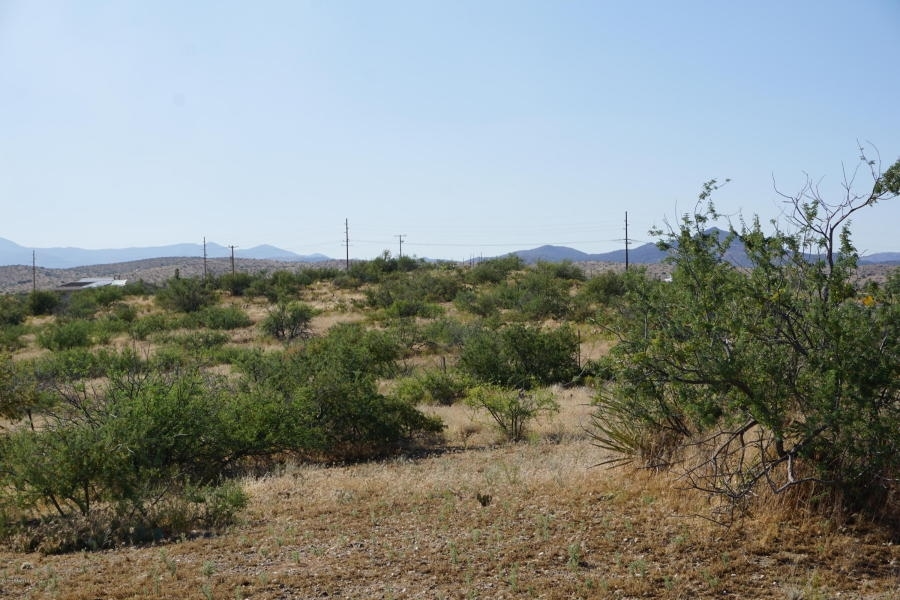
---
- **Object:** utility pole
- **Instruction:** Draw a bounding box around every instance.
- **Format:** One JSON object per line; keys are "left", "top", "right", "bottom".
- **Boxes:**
{"left": 228, "top": 245, "right": 237, "bottom": 277}
{"left": 624, "top": 212, "right": 630, "bottom": 272}
{"left": 396, "top": 234, "right": 406, "bottom": 259}
{"left": 32, "top": 250, "right": 36, "bottom": 292}
{"left": 344, "top": 219, "right": 350, "bottom": 271}
{"left": 203, "top": 237, "right": 208, "bottom": 280}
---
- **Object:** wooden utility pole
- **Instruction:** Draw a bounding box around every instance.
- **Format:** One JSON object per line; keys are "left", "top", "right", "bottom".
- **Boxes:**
{"left": 344, "top": 219, "right": 350, "bottom": 270}
{"left": 396, "top": 234, "right": 406, "bottom": 258}
{"left": 625, "top": 212, "right": 630, "bottom": 271}
{"left": 203, "top": 236, "right": 208, "bottom": 279}
{"left": 32, "top": 250, "right": 36, "bottom": 292}
{"left": 228, "top": 245, "right": 237, "bottom": 277}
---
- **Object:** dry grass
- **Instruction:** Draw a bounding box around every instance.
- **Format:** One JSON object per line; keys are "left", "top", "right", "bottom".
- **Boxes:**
{"left": 1, "top": 395, "right": 897, "bottom": 599}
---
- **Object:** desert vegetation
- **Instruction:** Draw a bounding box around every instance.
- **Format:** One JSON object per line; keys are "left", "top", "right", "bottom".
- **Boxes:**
{"left": 0, "top": 154, "right": 898, "bottom": 598}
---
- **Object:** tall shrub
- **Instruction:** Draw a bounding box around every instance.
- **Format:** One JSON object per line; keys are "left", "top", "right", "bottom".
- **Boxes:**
{"left": 593, "top": 153, "right": 900, "bottom": 519}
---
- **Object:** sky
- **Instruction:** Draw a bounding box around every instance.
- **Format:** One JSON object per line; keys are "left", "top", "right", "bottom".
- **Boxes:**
{"left": 2, "top": 1, "right": 899, "bottom": 261}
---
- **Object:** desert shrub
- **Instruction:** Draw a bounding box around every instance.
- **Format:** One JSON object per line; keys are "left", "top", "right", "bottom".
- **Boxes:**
{"left": 458, "top": 323, "right": 580, "bottom": 389}
{"left": 37, "top": 319, "right": 97, "bottom": 350}
{"left": 166, "top": 331, "right": 231, "bottom": 353}
{"left": 58, "top": 291, "right": 100, "bottom": 320}
{"left": 0, "top": 352, "right": 44, "bottom": 422}
{"left": 130, "top": 312, "right": 178, "bottom": 340}
{"left": 155, "top": 276, "right": 216, "bottom": 313}
{"left": 205, "top": 345, "right": 259, "bottom": 368}
{"left": 28, "top": 290, "right": 60, "bottom": 316}
{"left": 122, "top": 279, "right": 156, "bottom": 296}
{"left": 465, "top": 384, "right": 559, "bottom": 442}
{"left": 0, "top": 323, "right": 25, "bottom": 351}
{"left": 244, "top": 270, "right": 309, "bottom": 302}
{"left": 393, "top": 368, "right": 472, "bottom": 406}
{"left": 534, "top": 260, "right": 586, "bottom": 281}
{"left": 95, "top": 346, "right": 147, "bottom": 375}
{"left": 0, "top": 294, "right": 27, "bottom": 326}
{"left": 592, "top": 161, "right": 900, "bottom": 520}
{"left": 107, "top": 301, "right": 138, "bottom": 323}
{"left": 193, "top": 305, "right": 252, "bottom": 330}
{"left": 577, "top": 270, "right": 628, "bottom": 306}
{"left": 466, "top": 255, "right": 523, "bottom": 284}
{"left": 236, "top": 323, "right": 441, "bottom": 457}
{"left": 502, "top": 268, "right": 573, "bottom": 320}
{"left": 31, "top": 347, "right": 104, "bottom": 381}
{"left": 87, "top": 302, "right": 139, "bottom": 338}
{"left": 348, "top": 251, "right": 402, "bottom": 283}
{"left": 0, "top": 370, "right": 249, "bottom": 551}
{"left": 217, "top": 272, "right": 254, "bottom": 296}
{"left": 453, "top": 287, "right": 501, "bottom": 317}
{"left": 30, "top": 347, "right": 145, "bottom": 383}
{"left": 149, "top": 346, "right": 191, "bottom": 371}
{"left": 383, "top": 299, "right": 442, "bottom": 319}
{"left": 261, "top": 302, "right": 316, "bottom": 341}
{"left": 419, "top": 316, "right": 470, "bottom": 351}
{"left": 305, "top": 322, "right": 403, "bottom": 380}
{"left": 368, "top": 271, "right": 462, "bottom": 311}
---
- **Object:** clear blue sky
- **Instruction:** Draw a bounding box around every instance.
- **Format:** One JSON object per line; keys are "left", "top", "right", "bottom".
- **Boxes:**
{"left": 2, "top": 1, "right": 899, "bottom": 260}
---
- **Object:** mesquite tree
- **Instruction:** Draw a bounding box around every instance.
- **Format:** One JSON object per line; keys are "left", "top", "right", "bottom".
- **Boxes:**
{"left": 593, "top": 147, "right": 900, "bottom": 520}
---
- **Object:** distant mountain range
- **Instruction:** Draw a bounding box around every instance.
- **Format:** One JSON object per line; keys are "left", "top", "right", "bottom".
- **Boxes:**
{"left": 0, "top": 237, "right": 330, "bottom": 269}
{"left": 509, "top": 230, "right": 900, "bottom": 266}
{"left": 0, "top": 234, "right": 897, "bottom": 269}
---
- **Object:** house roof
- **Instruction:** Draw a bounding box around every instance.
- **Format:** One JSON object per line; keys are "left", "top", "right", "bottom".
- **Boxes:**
{"left": 56, "top": 278, "right": 128, "bottom": 290}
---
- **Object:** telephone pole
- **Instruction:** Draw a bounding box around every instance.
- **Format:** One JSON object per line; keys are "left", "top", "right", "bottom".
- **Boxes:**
{"left": 624, "top": 212, "right": 630, "bottom": 272}
{"left": 228, "top": 245, "right": 237, "bottom": 277}
{"left": 344, "top": 219, "right": 350, "bottom": 270}
{"left": 203, "top": 237, "right": 208, "bottom": 279}
{"left": 32, "top": 250, "right": 36, "bottom": 292}
{"left": 396, "top": 234, "right": 406, "bottom": 259}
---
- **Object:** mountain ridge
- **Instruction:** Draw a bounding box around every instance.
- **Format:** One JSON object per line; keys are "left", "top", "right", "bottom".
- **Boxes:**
{"left": 0, "top": 237, "right": 330, "bottom": 268}
{"left": 1, "top": 235, "right": 897, "bottom": 270}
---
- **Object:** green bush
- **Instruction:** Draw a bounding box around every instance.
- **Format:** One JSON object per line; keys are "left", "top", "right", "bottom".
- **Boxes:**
{"left": 458, "top": 323, "right": 580, "bottom": 389}
{"left": 466, "top": 255, "right": 523, "bottom": 284}
{"left": 193, "top": 305, "right": 252, "bottom": 330}
{"left": 577, "top": 270, "right": 627, "bottom": 306}
{"left": 260, "top": 302, "right": 316, "bottom": 341}
{"left": 32, "top": 347, "right": 102, "bottom": 381}
{"left": 453, "top": 288, "right": 501, "bottom": 317}
{"left": 419, "top": 317, "right": 470, "bottom": 351}
{"left": 37, "top": 319, "right": 97, "bottom": 351}
{"left": 28, "top": 290, "right": 60, "bottom": 316}
{"left": 149, "top": 346, "right": 191, "bottom": 371}
{"left": 534, "top": 260, "right": 585, "bottom": 282}
{"left": 0, "top": 370, "right": 249, "bottom": 551}
{"left": 217, "top": 272, "right": 254, "bottom": 297}
{"left": 155, "top": 276, "right": 216, "bottom": 313}
{"left": 366, "top": 271, "right": 462, "bottom": 312}
{"left": 393, "top": 368, "right": 472, "bottom": 406}
{"left": 465, "top": 384, "right": 559, "bottom": 442}
{"left": 130, "top": 312, "right": 178, "bottom": 340}
{"left": 30, "top": 347, "right": 146, "bottom": 384}
{"left": 0, "top": 352, "right": 44, "bottom": 422}
{"left": 503, "top": 268, "right": 573, "bottom": 320}
{"left": 0, "top": 295, "right": 27, "bottom": 326}
{"left": 236, "top": 323, "right": 442, "bottom": 457}
{"left": 592, "top": 163, "right": 900, "bottom": 519}
{"left": 166, "top": 331, "right": 231, "bottom": 353}
{"left": 0, "top": 323, "right": 26, "bottom": 351}
{"left": 58, "top": 291, "right": 100, "bottom": 319}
